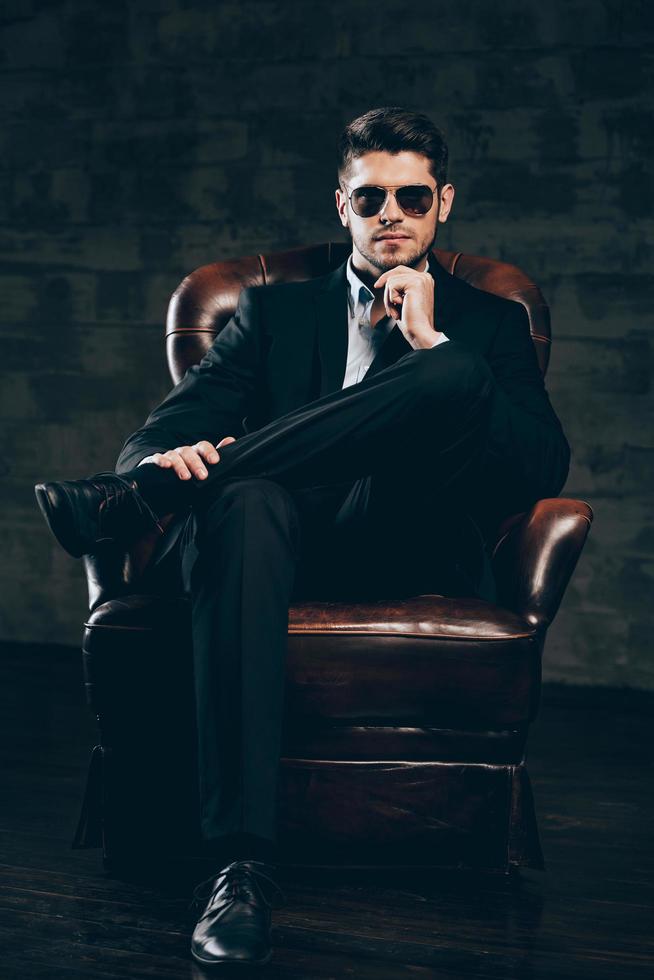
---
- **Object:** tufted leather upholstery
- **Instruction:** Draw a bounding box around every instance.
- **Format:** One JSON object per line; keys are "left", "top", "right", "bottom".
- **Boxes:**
{"left": 76, "top": 242, "right": 593, "bottom": 872}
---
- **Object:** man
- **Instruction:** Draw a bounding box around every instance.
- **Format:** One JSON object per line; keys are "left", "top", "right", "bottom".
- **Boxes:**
{"left": 35, "top": 107, "right": 571, "bottom": 968}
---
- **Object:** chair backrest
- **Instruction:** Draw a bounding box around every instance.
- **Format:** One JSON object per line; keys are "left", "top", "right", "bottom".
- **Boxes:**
{"left": 165, "top": 242, "right": 551, "bottom": 384}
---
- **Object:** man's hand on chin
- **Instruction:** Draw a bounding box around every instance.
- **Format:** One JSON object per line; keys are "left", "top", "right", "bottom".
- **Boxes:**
{"left": 374, "top": 265, "right": 443, "bottom": 350}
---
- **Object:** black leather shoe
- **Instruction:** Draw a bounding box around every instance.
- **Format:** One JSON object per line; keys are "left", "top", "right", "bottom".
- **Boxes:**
{"left": 34, "top": 471, "right": 163, "bottom": 558}
{"left": 190, "top": 859, "right": 285, "bottom": 968}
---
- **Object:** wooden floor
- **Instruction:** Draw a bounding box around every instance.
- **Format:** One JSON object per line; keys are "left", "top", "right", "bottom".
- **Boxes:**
{"left": 1, "top": 641, "right": 652, "bottom": 979}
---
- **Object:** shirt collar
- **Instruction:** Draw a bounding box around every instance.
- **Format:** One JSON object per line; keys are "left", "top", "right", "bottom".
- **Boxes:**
{"left": 346, "top": 253, "right": 431, "bottom": 317}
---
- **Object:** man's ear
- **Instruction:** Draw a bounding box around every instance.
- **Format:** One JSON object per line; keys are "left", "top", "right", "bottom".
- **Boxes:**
{"left": 335, "top": 187, "right": 349, "bottom": 228}
{"left": 437, "top": 183, "right": 455, "bottom": 223}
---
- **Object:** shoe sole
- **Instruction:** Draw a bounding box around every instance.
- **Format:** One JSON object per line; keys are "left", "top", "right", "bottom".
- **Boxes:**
{"left": 34, "top": 483, "right": 85, "bottom": 558}
{"left": 191, "top": 947, "right": 273, "bottom": 967}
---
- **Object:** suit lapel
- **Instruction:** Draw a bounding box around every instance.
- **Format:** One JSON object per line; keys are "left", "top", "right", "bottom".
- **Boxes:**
{"left": 314, "top": 259, "right": 349, "bottom": 397}
{"left": 429, "top": 249, "right": 457, "bottom": 328}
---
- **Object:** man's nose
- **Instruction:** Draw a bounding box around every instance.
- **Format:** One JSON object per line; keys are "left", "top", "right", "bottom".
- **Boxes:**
{"left": 379, "top": 190, "right": 404, "bottom": 223}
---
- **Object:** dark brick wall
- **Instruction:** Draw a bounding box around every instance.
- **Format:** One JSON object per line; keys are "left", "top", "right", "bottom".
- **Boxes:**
{"left": 1, "top": 1, "right": 652, "bottom": 686}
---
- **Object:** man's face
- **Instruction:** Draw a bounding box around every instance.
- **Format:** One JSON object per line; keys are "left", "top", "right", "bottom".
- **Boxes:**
{"left": 335, "top": 150, "right": 455, "bottom": 275}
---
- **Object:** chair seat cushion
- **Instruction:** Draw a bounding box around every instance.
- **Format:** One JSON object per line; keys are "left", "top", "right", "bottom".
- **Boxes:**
{"left": 289, "top": 594, "right": 534, "bottom": 640}
{"left": 286, "top": 594, "right": 541, "bottom": 729}
{"left": 84, "top": 592, "right": 541, "bottom": 732}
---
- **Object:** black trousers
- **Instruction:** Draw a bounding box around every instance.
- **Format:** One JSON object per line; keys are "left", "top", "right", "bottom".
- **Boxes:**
{"left": 120, "top": 343, "right": 507, "bottom": 854}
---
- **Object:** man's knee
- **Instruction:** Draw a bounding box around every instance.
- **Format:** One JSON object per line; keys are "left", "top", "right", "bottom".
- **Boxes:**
{"left": 410, "top": 342, "right": 494, "bottom": 403}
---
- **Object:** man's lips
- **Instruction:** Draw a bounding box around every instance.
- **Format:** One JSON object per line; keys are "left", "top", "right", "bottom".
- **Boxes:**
{"left": 375, "top": 234, "right": 411, "bottom": 241}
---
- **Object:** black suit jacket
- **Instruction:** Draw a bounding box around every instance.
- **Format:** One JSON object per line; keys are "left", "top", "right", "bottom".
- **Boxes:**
{"left": 116, "top": 252, "right": 571, "bottom": 542}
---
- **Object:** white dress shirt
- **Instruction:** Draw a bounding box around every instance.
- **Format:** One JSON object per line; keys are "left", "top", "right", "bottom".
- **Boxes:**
{"left": 341, "top": 255, "right": 449, "bottom": 389}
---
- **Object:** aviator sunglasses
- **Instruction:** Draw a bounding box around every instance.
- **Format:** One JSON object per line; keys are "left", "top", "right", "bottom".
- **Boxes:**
{"left": 343, "top": 183, "right": 436, "bottom": 218}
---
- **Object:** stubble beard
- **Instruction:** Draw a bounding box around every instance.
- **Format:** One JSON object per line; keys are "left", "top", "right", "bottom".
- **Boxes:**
{"left": 349, "top": 226, "right": 438, "bottom": 273}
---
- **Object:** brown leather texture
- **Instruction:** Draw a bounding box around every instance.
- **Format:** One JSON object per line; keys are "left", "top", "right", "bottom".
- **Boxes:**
{"left": 492, "top": 497, "right": 594, "bottom": 630}
{"left": 275, "top": 756, "right": 543, "bottom": 869}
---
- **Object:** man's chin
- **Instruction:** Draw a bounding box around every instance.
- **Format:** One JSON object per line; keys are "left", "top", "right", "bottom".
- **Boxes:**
{"left": 363, "top": 242, "right": 432, "bottom": 272}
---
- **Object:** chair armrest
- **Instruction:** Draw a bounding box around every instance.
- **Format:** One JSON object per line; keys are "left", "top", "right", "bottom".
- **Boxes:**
{"left": 82, "top": 514, "right": 177, "bottom": 612}
{"left": 490, "top": 498, "right": 594, "bottom": 631}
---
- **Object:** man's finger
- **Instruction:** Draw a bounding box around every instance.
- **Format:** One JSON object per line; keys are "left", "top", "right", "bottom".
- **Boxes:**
{"left": 169, "top": 453, "right": 193, "bottom": 480}
{"left": 193, "top": 440, "right": 220, "bottom": 464}
{"left": 177, "top": 447, "right": 208, "bottom": 480}
{"left": 384, "top": 282, "right": 403, "bottom": 319}
{"left": 374, "top": 265, "right": 413, "bottom": 288}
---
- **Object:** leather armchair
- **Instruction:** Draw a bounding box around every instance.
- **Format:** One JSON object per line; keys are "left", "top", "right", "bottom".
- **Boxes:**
{"left": 75, "top": 242, "right": 593, "bottom": 872}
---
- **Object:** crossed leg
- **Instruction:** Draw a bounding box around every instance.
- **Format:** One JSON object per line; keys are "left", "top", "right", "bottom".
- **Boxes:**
{"left": 120, "top": 341, "right": 496, "bottom": 520}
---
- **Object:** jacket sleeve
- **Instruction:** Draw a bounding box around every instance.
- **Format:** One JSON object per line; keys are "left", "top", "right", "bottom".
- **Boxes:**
{"left": 115, "top": 287, "right": 263, "bottom": 474}
{"left": 485, "top": 300, "right": 571, "bottom": 501}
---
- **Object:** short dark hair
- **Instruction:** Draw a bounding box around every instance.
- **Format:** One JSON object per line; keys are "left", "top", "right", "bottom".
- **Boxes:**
{"left": 337, "top": 107, "right": 448, "bottom": 189}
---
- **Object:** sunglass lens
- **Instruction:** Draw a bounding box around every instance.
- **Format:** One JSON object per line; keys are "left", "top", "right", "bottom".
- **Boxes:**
{"left": 396, "top": 186, "right": 433, "bottom": 215}
{"left": 351, "top": 186, "right": 387, "bottom": 217}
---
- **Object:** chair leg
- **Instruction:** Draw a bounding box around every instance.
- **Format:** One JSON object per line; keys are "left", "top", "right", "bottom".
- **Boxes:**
{"left": 507, "top": 763, "right": 545, "bottom": 870}
{"left": 71, "top": 744, "right": 104, "bottom": 850}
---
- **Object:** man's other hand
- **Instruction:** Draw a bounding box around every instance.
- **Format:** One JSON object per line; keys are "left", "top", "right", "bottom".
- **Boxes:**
{"left": 140, "top": 437, "right": 237, "bottom": 480}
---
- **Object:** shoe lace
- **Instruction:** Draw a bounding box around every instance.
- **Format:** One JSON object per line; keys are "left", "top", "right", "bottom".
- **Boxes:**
{"left": 188, "top": 860, "right": 286, "bottom": 924}
{"left": 90, "top": 471, "right": 164, "bottom": 536}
